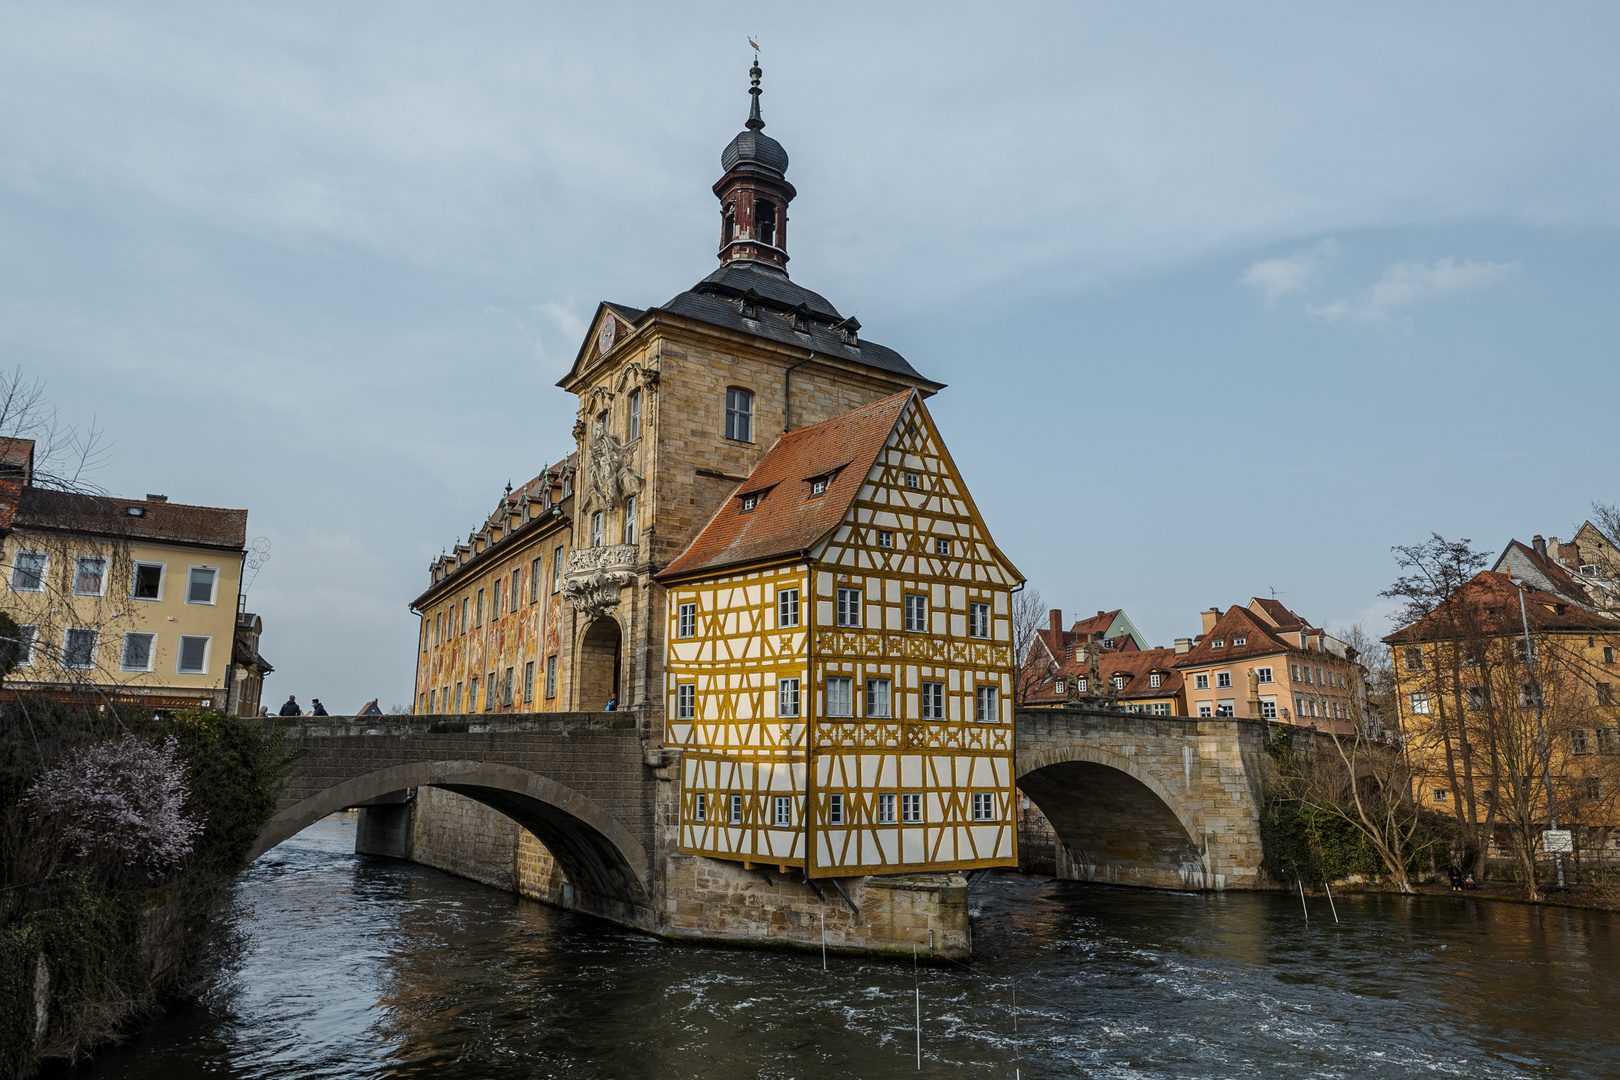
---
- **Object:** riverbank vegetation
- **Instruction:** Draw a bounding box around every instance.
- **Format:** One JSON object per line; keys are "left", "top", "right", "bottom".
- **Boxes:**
{"left": 0, "top": 690, "right": 293, "bottom": 1079}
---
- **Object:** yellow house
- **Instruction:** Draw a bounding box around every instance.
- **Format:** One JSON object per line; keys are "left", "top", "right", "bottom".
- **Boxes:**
{"left": 0, "top": 438, "right": 252, "bottom": 713}
{"left": 410, "top": 458, "right": 576, "bottom": 715}
{"left": 657, "top": 390, "right": 1024, "bottom": 877}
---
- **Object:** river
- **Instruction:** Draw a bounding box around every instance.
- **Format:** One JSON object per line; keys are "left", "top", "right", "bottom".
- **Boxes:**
{"left": 78, "top": 814, "right": 1620, "bottom": 1079}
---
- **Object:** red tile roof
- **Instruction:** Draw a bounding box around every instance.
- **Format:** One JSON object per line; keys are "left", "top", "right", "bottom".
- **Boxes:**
{"left": 1248, "top": 597, "right": 1306, "bottom": 632}
{"left": 1070, "top": 609, "right": 1122, "bottom": 638}
{"left": 1174, "top": 605, "right": 1299, "bottom": 668}
{"left": 1024, "top": 645, "right": 1184, "bottom": 705}
{"left": 1383, "top": 570, "right": 1617, "bottom": 644}
{"left": 659, "top": 390, "right": 916, "bottom": 580}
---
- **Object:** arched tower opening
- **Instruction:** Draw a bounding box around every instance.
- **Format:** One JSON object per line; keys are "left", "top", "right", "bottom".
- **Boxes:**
{"left": 577, "top": 615, "right": 623, "bottom": 710}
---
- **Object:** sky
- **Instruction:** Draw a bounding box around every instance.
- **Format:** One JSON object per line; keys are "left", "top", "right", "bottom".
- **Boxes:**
{"left": 2, "top": 3, "right": 1617, "bottom": 710}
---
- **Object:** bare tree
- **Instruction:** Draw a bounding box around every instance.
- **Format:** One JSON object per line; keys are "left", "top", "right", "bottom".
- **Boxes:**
{"left": 1009, "top": 584, "right": 1046, "bottom": 705}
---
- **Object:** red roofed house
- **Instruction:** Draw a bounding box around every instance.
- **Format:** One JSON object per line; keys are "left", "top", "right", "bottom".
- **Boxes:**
{"left": 1172, "top": 599, "right": 1360, "bottom": 733}
{"left": 658, "top": 388, "right": 1023, "bottom": 878}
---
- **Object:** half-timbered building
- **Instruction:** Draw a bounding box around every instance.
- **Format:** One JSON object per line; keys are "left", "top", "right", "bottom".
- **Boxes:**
{"left": 658, "top": 389, "right": 1024, "bottom": 877}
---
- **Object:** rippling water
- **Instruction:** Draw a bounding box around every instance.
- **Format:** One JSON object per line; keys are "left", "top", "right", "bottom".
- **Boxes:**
{"left": 78, "top": 815, "right": 1620, "bottom": 1079}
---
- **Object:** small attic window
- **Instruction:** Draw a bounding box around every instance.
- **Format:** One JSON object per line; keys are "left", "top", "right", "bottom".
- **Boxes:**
{"left": 126, "top": 506, "right": 145, "bottom": 517}
{"left": 809, "top": 477, "right": 828, "bottom": 497}
{"left": 736, "top": 295, "right": 757, "bottom": 320}
{"left": 905, "top": 472, "right": 920, "bottom": 489}
{"left": 741, "top": 494, "right": 758, "bottom": 513}
{"left": 1212, "top": 639, "right": 1225, "bottom": 649}
{"left": 1233, "top": 636, "right": 1247, "bottom": 646}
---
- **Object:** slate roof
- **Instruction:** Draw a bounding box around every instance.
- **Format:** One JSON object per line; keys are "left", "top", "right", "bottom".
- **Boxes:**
{"left": 10, "top": 488, "right": 247, "bottom": 550}
{"left": 1383, "top": 570, "right": 1618, "bottom": 644}
{"left": 1024, "top": 646, "right": 1184, "bottom": 706}
{"left": 1492, "top": 539, "right": 1595, "bottom": 608}
{"left": 659, "top": 390, "right": 915, "bottom": 580}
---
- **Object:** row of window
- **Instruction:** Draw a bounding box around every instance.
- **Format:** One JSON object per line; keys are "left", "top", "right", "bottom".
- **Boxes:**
{"left": 1570, "top": 727, "right": 1620, "bottom": 755}
{"left": 430, "top": 546, "right": 565, "bottom": 648}
{"left": 427, "top": 655, "right": 560, "bottom": 712}
{"left": 1434, "top": 777, "right": 1606, "bottom": 803}
{"left": 673, "top": 678, "right": 999, "bottom": 722}
{"left": 1403, "top": 642, "right": 1618, "bottom": 672}
{"left": 691, "top": 791, "right": 998, "bottom": 826}
{"left": 9, "top": 553, "right": 220, "bottom": 604}
{"left": 9, "top": 625, "right": 211, "bottom": 674}
{"left": 1056, "top": 672, "right": 1167, "bottom": 695}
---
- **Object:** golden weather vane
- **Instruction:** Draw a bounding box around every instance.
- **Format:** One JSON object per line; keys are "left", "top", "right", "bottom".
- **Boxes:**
{"left": 748, "top": 37, "right": 759, "bottom": 52}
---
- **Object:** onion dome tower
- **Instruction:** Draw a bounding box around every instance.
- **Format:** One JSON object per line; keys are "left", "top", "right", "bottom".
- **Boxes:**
{"left": 714, "top": 58, "right": 797, "bottom": 271}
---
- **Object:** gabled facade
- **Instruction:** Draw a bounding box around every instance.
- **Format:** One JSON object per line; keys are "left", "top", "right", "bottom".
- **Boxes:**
{"left": 1172, "top": 599, "right": 1359, "bottom": 732}
{"left": 657, "top": 390, "right": 1023, "bottom": 877}
{"left": 1492, "top": 528, "right": 1620, "bottom": 611}
{"left": 1023, "top": 644, "right": 1185, "bottom": 715}
{"left": 0, "top": 439, "right": 253, "bottom": 714}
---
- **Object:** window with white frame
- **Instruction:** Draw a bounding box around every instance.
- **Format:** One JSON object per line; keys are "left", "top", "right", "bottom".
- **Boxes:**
{"left": 775, "top": 795, "right": 792, "bottom": 826}
{"left": 627, "top": 388, "right": 641, "bottom": 436}
{"left": 904, "top": 593, "right": 926, "bottom": 632}
{"left": 778, "top": 677, "right": 800, "bottom": 717}
{"left": 1149, "top": 672, "right": 1162, "bottom": 688}
{"left": 729, "top": 794, "right": 744, "bottom": 824}
{"left": 13, "top": 625, "right": 37, "bottom": 667}
{"left": 693, "top": 792, "right": 707, "bottom": 822}
{"left": 552, "top": 547, "right": 563, "bottom": 592}
{"left": 975, "top": 685, "right": 998, "bottom": 723}
{"left": 1216, "top": 671, "right": 1232, "bottom": 689}
{"left": 1233, "top": 636, "right": 1247, "bottom": 646}
{"left": 503, "top": 667, "right": 515, "bottom": 707}
{"left": 623, "top": 494, "right": 637, "bottom": 544}
{"left": 866, "top": 678, "right": 891, "bottom": 718}
{"left": 591, "top": 511, "right": 604, "bottom": 547}
{"left": 1216, "top": 700, "right": 1236, "bottom": 717}
{"left": 186, "top": 566, "right": 217, "bottom": 605}
{"left": 1409, "top": 691, "right": 1431, "bottom": 715}
{"left": 1256, "top": 666, "right": 1273, "bottom": 684}
{"left": 777, "top": 588, "right": 800, "bottom": 628}
{"left": 9, "top": 551, "right": 46, "bottom": 592}
{"left": 905, "top": 472, "right": 919, "bottom": 489}
{"left": 1433, "top": 788, "right": 1448, "bottom": 803}
{"left": 1402, "top": 647, "right": 1424, "bottom": 672}
{"left": 530, "top": 558, "right": 541, "bottom": 604}
{"left": 972, "top": 792, "right": 994, "bottom": 821}
{"left": 131, "top": 562, "right": 164, "bottom": 601}
{"left": 901, "top": 793, "right": 922, "bottom": 823}
{"left": 809, "top": 476, "right": 828, "bottom": 497}
{"left": 1150, "top": 702, "right": 1171, "bottom": 716}
{"left": 546, "top": 656, "right": 558, "bottom": 699}
{"left": 1194, "top": 673, "right": 1210, "bottom": 690}
{"left": 485, "top": 670, "right": 497, "bottom": 710}
{"left": 921, "top": 681, "right": 945, "bottom": 720}
{"left": 741, "top": 494, "right": 758, "bottom": 513}
{"left": 935, "top": 538, "right": 950, "bottom": 556}
{"left": 1291, "top": 663, "right": 1302, "bottom": 681}
{"left": 511, "top": 569, "right": 521, "bottom": 612}
{"left": 968, "top": 602, "right": 990, "bottom": 639}
{"left": 836, "top": 587, "right": 861, "bottom": 627}
{"left": 878, "top": 793, "right": 896, "bottom": 823}
{"left": 63, "top": 628, "right": 99, "bottom": 670}
{"left": 676, "top": 683, "right": 695, "bottom": 719}
{"left": 72, "top": 556, "right": 108, "bottom": 596}
{"left": 1054, "top": 680, "right": 1065, "bottom": 695}
{"left": 678, "top": 602, "right": 697, "bottom": 638}
{"left": 1211, "top": 639, "right": 1224, "bottom": 649}
{"left": 878, "top": 530, "right": 893, "bottom": 548}
{"left": 725, "top": 387, "right": 754, "bottom": 442}
{"left": 120, "top": 632, "right": 155, "bottom": 672}
{"left": 828, "top": 793, "right": 845, "bottom": 825}
{"left": 826, "top": 676, "right": 853, "bottom": 717}
{"left": 1261, "top": 697, "right": 1277, "bottom": 720}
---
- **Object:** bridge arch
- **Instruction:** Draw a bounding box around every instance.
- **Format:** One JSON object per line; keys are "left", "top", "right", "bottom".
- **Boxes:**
{"left": 1017, "top": 743, "right": 1212, "bottom": 891}
{"left": 248, "top": 759, "right": 654, "bottom": 926}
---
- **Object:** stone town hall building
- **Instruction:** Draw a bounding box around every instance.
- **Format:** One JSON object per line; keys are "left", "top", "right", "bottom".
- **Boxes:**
{"left": 411, "top": 62, "right": 1023, "bottom": 881}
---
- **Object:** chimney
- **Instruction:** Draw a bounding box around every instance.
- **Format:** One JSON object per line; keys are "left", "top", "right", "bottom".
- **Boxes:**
{"left": 1049, "top": 609, "right": 1063, "bottom": 635}
{"left": 146, "top": 494, "right": 168, "bottom": 503}
{"left": 1201, "top": 607, "right": 1221, "bottom": 635}
{"left": 1532, "top": 535, "right": 1547, "bottom": 560}
{"left": 1175, "top": 637, "right": 1192, "bottom": 655}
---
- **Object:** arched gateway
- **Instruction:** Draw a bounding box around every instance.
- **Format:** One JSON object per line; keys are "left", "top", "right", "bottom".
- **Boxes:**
{"left": 1014, "top": 707, "right": 1268, "bottom": 891}
{"left": 250, "top": 714, "right": 657, "bottom": 929}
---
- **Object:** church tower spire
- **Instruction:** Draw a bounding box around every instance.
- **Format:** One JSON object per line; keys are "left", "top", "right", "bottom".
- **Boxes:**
{"left": 714, "top": 57, "right": 796, "bottom": 273}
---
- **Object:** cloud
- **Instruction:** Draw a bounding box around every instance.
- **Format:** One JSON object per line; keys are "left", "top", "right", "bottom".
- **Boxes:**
{"left": 1240, "top": 239, "right": 1339, "bottom": 302}
{"left": 1309, "top": 257, "right": 1515, "bottom": 323}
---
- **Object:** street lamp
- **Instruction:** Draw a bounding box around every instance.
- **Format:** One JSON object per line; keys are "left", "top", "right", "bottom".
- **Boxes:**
{"left": 1515, "top": 579, "right": 1566, "bottom": 890}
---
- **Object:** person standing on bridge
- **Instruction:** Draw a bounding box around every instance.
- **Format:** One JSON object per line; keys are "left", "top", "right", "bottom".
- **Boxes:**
{"left": 311, "top": 699, "right": 329, "bottom": 716}
{"left": 279, "top": 695, "right": 302, "bottom": 717}
{"left": 604, "top": 695, "right": 617, "bottom": 711}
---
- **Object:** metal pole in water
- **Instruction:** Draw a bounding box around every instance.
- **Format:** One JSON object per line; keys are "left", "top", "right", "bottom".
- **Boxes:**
{"left": 1297, "top": 878, "right": 1309, "bottom": 924}
{"left": 914, "top": 944, "right": 921, "bottom": 1071}
{"left": 821, "top": 913, "right": 827, "bottom": 971}
{"left": 1011, "top": 979, "right": 1020, "bottom": 1080}
{"left": 1324, "top": 881, "right": 1340, "bottom": 924}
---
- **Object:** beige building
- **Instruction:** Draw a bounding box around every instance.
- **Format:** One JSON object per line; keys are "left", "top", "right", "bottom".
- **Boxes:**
{"left": 0, "top": 437, "right": 259, "bottom": 714}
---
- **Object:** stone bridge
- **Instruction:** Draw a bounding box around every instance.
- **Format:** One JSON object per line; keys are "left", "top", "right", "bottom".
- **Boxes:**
{"left": 1015, "top": 708, "right": 1267, "bottom": 890}
{"left": 248, "top": 706, "right": 1267, "bottom": 951}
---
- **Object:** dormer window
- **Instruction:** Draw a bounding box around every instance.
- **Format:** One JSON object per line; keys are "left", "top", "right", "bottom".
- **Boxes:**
{"left": 741, "top": 495, "right": 758, "bottom": 513}
{"left": 809, "top": 477, "right": 828, "bottom": 497}
{"left": 1233, "top": 636, "right": 1247, "bottom": 646}
{"left": 1212, "top": 639, "right": 1225, "bottom": 649}
{"left": 736, "top": 294, "right": 758, "bottom": 320}
{"left": 1150, "top": 672, "right": 1162, "bottom": 688}
{"left": 1112, "top": 675, "right": 1125, "bottom": 690}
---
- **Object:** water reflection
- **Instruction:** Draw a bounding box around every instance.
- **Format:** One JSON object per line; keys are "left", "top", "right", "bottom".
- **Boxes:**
{"left": 79, "top": 815, "right": 1620, "bottom": 1079}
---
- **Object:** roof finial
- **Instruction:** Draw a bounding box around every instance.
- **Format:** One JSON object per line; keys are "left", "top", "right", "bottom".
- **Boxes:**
{"left": 746, "top": 40, "right": 764, "bottom": 132}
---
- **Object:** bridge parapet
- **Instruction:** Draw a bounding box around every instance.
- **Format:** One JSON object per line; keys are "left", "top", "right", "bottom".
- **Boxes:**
{"left": 254, "top": 712, "right": 640, "bottom": 738}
